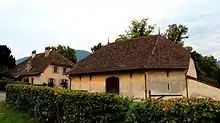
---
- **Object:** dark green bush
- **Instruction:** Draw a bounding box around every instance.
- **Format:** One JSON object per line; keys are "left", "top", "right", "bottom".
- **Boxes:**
{"left": 56, "top": 90, "right": 132, "bottom": 123}
{"left": 5, "top": 84, "right": 220, "bottom": 123}
{"left": 0, "top": 77, "right": 15, "bottom": 91}
{"left": 6, "top": 84, "right": 58, "bottom": 123}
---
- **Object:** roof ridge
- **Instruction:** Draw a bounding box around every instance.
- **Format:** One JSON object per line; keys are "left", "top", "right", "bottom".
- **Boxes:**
{"left": 145, "top": 35, "right": 160, "bottom": 68}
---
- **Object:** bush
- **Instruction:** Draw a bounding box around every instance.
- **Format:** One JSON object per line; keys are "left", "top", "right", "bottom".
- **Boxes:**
{"left": 5, "top": 84, "right": 220, "bottom": 123}
{"left": 56, "top": 90, "right": 132, "bottom": 123}
{"left": 0, "top": 77, "right": 15, "bottom": 91}
{"left": 6, "top": 84, "right": 58, "bottom": 123}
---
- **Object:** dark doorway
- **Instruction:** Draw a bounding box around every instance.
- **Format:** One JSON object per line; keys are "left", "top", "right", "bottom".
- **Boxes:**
{"left": 105, "top": 77, "right": 119, "bottom": 93}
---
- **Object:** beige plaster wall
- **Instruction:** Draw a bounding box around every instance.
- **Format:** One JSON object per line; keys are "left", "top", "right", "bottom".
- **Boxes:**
{"left": 40, "top": 65, "right": 71, "bottom": 87}
{"left": 23, "top": 65, "right": 71, "bottom": 87}
{"left": 70, "top": 72, "right": 146, "bottom": 98}
{"left": 188, "top": 79, "right": 220, "bottom": 100}
{"left": 70, "top": 70, "right": 187, "bottom": 99}
{"left": 186, "top": 58, "right": 197, "bottom": 78}
{"left": 147, "top": 70, "right": 187, "bottom": 99}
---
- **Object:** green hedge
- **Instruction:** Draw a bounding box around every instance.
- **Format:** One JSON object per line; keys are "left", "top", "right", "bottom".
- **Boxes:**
{"left": 6, "top": 84, "right": 58, "bottom": 123}
{"left": 5, "top": 84, "right": 220, "bottom": 123}
{"left": 56, "top": 90, "right": 132, "bottom": 123}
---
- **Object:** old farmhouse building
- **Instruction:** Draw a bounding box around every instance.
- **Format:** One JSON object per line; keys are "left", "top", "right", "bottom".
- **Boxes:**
{"left": 66, "top": 35, "right": 199, "bottom": 99}
{"left": 12, "top": 47, "right": 74, "bottom": 87}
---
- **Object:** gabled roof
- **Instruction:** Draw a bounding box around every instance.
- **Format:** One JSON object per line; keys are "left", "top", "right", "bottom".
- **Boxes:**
{"left": 12, "top": 50, "right": 74, "bottom": 77}
{"left": 67, "top": 35, "right": 190, "bottom": 75}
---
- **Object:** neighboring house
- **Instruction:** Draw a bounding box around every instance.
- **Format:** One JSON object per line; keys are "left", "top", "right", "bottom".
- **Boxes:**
{"left": 66, "top": 35, "right": 198, "bottom": 99}
{"left": 12, "top": 47, "right": 74, "bottom": 88}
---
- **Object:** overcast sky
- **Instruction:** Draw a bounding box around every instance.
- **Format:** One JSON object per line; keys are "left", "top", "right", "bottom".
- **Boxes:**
{"left": 1, "top": 0, "right": 220, "bottom": 59}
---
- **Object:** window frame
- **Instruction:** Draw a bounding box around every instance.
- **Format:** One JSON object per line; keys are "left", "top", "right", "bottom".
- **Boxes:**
{"left": 53, "top": 66, "right": 59, "bottom": 73}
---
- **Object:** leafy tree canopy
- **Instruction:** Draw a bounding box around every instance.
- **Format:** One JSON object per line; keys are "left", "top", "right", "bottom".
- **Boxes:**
{"left": 0, "top": 45, "right": 15, "bottom": 70}
{"left": 51, "top": 45, "right": 77, "bottom": 63}
{"left": 91, "top": 43, "right": 103, "bottom": 53}
{"left": 164, "top": 24, "right": 189, "bottom": 46}
{"left": 115, "top": 18, "right": 155, "bottom": 42}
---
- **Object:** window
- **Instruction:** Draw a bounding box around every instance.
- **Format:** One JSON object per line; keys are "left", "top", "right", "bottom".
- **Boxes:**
{"left": 79, "top": 75, "right": 82, "bottom": 81}
{"left": 53, "top": 66, "right": 58, "bottom": 73}
{"left": 168, "top": 83, "right": 170, "bottom": 90}
{"left": 89, "top": 74, "right": 92, "bottom": 81}
{"left": 48, "top": 78, "right": 55, "bottom": 87}
{"left": 60, "top": 79, "right": 68, "bottom": 89}
{"left": 166, "top": 70, "right": 169, "bottom": 77}
{"left": 63, "top": 67, "right": 67, "bottom": 73}
{"left": 129, "top": 71, "right": 132, "bottom": 79}
{"left": 31, "top": 78, "right": 34, "bottom": 84}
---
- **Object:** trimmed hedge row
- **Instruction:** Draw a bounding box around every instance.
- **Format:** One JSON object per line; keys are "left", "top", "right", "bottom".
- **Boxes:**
{"left": 56, "top": 90, "right": 132, "bottom": 122}
{"left": 5, "top": 84, "right": 220, "bottom": 123}
{"left": 6, "top": 84, "right": 58, "bottom": 122}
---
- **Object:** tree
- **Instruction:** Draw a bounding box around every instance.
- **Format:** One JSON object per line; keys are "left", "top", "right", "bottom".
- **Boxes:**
{"left": 164, "top": 24, "right": 189, "bottom": 46}
{"left": 0, "top": 45, "right": 15, "bottom": 71}
{"left": 52, "top": 45, "right": 77, "bottom": 63}
{"left": 115, "top": 18, "right": 155, "bottom": 42}
{"left": 189, "top": 48, "right": 220, "bottom": 84}
{"left": 91, "top": 43, "right": 103, "bottom": 53}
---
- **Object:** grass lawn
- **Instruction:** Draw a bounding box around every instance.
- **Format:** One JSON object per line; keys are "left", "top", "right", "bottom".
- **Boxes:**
{"left": 0, "top": 101, "right": 33, "bottom": 123}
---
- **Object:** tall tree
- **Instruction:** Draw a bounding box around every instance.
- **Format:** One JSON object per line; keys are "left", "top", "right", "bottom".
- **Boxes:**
{"left": 164, "top": 24, "right": 189, "bottom": 46}
{"left": 0, "top": 45, "right": 15, "bottom": 71}
{"left": 52, "top": 45, "right": 77, "bottom": 63}
{"left": 91, "top": 43, "right": 103, "bottom": 53}
{"left": 115, "top": 18, "right": 155, "bottom": 42}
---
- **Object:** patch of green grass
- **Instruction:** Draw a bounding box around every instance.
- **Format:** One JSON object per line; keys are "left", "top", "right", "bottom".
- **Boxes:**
{"left": 0, "top": 101, "right": 33, "bottom": 123}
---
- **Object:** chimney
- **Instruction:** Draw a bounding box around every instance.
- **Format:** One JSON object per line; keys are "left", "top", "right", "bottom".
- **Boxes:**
{"left": 32, "top": 50, "right": 36, "bottom": 58}
{"left": 45, "top": 47, "right": 51, "bottom": 57}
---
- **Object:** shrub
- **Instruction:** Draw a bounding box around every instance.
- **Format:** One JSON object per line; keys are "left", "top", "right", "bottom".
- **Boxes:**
{"left": 0, "top": 77, "right": 15, "bottom": 91}
{"left": 56, "top": 90, "right": 132, "bottom": 123}
{"left": 5, "top": 84, "right": 220, "bottom": 123}
{"left": 6, "top": 84, "right": 58, "bottom": 123}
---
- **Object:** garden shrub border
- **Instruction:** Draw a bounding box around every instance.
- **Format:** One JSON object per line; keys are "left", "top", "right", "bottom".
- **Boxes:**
{"left": 5, "top": 84, "right": 220, "bottom": 123}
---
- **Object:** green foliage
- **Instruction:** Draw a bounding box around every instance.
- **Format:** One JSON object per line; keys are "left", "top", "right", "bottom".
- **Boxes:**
{"left": 5, "top": 84, "right": 220, "bottom": 123}
{"left": 164, "top": 24, "right": 189, "bottom": 46}
{"left": 190, "top": 50, "right": 220, "bottom": 84}
{"left": 0, "top": 101, "right": 34, "bottom": 123}
{"left": 6, "top": 84, "right": 58, "bottom": 123}
{"left": 115, "top": 18, "right": 155, "bottom": 42}
{"left": 56, "top": 90, "right": 132, "bottom": 123}
{"left": 91, "top": 43, "right": 103, "bottom": 53}
{"left": 51, "top": 45, "right": 77, "bottom": 63}
{"left": 0, "top": 77, "right": 15, "bottom": 91}
{"left": 0, "top": 45, "right": 16, "bottom": 70}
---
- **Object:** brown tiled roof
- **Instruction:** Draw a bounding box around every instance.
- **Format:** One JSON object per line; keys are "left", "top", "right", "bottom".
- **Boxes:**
{"left": 12, "top": 50, "right": 74, "bottom": 77}
{"left": 67, "top": 35, "right": 190, "bottom": 75}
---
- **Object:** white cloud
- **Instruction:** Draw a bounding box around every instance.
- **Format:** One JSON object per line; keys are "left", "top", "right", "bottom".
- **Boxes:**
{"left": 0, "top": 0, "right": 220, "bottom": 60}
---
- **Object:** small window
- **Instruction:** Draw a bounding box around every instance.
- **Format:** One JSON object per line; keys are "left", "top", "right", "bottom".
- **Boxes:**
{"left": 53, "top": 66, "right": 58, "bottom": 73}
{"left": 79, "top": 75, "right": 82, "bottom": 81}
{"left": 166, "top": 70, "right": 169, "bottom": 77}
{"left": 168, "top": 83, "right": 170, "bottom": 90}
{"left": 129, "top": 71, "right": 132, "bottom": 79}
{"left": 89, "top": 74, "right": 92, "bottom": 81}
{"left": 63, "top": 67, "right": 67, "bottom": 73}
